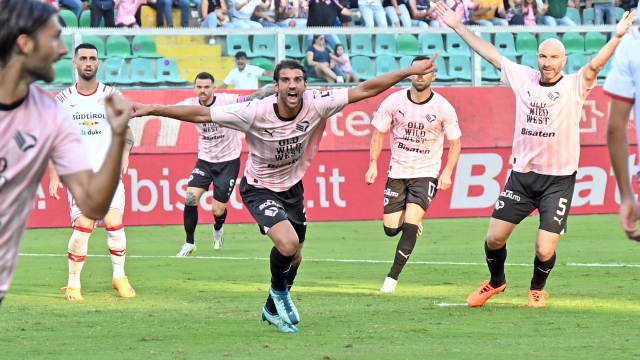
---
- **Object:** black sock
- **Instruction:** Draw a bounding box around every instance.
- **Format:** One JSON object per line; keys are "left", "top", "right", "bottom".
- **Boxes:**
{"left": 270, "top": 247, "right": 295, "bottom": 292}
{"left": 486, "top": 240, "right": 507, "bottom": 288}
{"left": 183, "top": 205, "right": 198, "bottom": 244}
{"left": 387, "top": 223, "right": 419, "bottom": 280}
{"left": 530, "top": 253, "right": 556, "bottom": 290}
{"left": 213, "top": 208, "right": 227, "bottom": 231}
{"left": 266, "top": 265, "right": 299, "bottom": 313}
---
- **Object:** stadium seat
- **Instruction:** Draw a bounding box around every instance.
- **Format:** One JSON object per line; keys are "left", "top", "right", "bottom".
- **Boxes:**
{"left": 399, "top": 55, "right": 414, "bottom": 69}
{"left": 598, "top": 59, "right": 612, "bottom": 79}
{"left": 82, "top": 35, "right": 106, "bottom": 58}
{"left": 130, "top": 58, "right": 161, "bottom": 85}
{"left": 301, "top": 57, "right": 326, "bottom": 83}
{"left": 131, "top": 35, "right": 162, "bottom": 58}
{"left": 538, "top": 33, "right": 560, "bottom": 46}
{"left": 616, "top": 7, "right": 625, "bottom": 21}
{"left": 251, "top": 57, "right": 275, "bottom": 82}
{"left": 562, "top": 32, "right": 585, "bottom": 54}
{"left": 54, "top": 60, "right": 74, "bottom": 84}
{"left": 103, "top": 58, "right": 135, "bottom": 85}
{"left": 566, "top": 7, "right": 582, "bottom": 25}
{"left": 351, "top": 8, "right": 364, "bottom": 26}
{"left": 481, "top": 33, "right": 491, "bottom": 43}
{"left": 396, "top": 34, "right": 422, "bottom": 56}
{"left": 226, "top": 35, "right": 255, "bottom": 57}
{"left": 566, "top": 54, "right": 588, "bottom": 74}
{"left": 433, "top": 56, "right": 455, "bottom": 82}
{"left": 375, "top": 55, "right": 398, "bottom": 76}
{"left": 337, "top": 34, "right": 348, "bottom": 50}
{"left": 62, "top": 35, "right": 73, "bottom": 59}
{"left": 520, "top": 53, "right": 538, "bottom": 69}
{"left": 481, "top": 58, "right": 500, "bottom": 81}
{"left": 448, "top": 55, "right": 471, "bottom": 81}
{"left": 445, "top": 33, "right": 470, "bottom": 56}
{"left": 156, "top": 58, "right": 189, "bottom": 84}
{"left": 252, "top": 35, "right": 276, "bottom": 58}
{"left": 515, "top": 32, "right": 538, "bottom": 55}
{"left": 351, "top": 55, "right": 375, "bottom": 80}
{"left": 420, "top": 34, "right": 448, "bottom": 57}
{"left": 96, "top": 65, "right": 105, "bottom": 83}
{"left": 494, "top": 33, "right": 521, "bottom": 56}
{"left": 106, "top": 35, "right": 133, "bottom": 58}
{"left": 351, "top": 34, "right": 377, "bottom": 57}
{"left": 375, "top": 34, "right": 400, "bottom": 57}
{"left": 79, "top": 10, "right": 104, "bottom": 27}
{"left": 584, "top": 32, "right": 607, "bottom": 54}
{"left": 285, "top": 35, "right": 306, "bottom": 58}
{"left": 59, "top": 10, "right": 78, "bottom": 28}
{"left": 582, "top": 8, "right": 594, "bottom": 24}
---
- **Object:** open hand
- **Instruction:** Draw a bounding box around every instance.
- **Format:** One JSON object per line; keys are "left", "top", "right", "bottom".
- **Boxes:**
{"left": 615, "top": 10, "right": 637, "bottom": 38}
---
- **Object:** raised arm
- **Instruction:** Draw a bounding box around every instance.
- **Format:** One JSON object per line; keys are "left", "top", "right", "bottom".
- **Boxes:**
{"left": 242, "top": 87, "right": 276, "bottom": 102}
{"left": 347, "top": 54, "right": 438, "bottom": 103}
{"left": 582, "top": 10, "right": 636, "bottom": 87}
{"left": 435, "top": 2, "right": 504, "bottom": 69}
{"left": 365, "top": 129, "right": 385, "bottom": 185}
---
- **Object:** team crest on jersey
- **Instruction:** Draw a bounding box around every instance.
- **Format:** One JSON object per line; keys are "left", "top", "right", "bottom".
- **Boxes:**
{"left": 296, "top": 120, "right": 310, "bottom": 132}
{"left": 547, "top": 92, "right": 560, "bottom": 101}
{"left": 425, "top": 114, "right": 437, "bottom": 123}
{"left": 13, "top": 131, "right": 37, "bottom": 152}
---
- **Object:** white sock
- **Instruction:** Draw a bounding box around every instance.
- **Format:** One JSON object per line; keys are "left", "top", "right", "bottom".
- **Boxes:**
{"left": 107, "top": 225, "right": 126, "bottom": 279}
{"left": 68, "top": 227, "right": 91, "bottom": 288}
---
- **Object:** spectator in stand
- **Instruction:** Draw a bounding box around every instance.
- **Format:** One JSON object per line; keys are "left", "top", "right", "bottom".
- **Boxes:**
{"left": 333, "top": 44, "right": 359, "bottom": 82}
{"left": 590, "top": 0, "right": 617, "bottom": 24}
{"left": 384, "top": 0, "right": 413, "bottom": 27}
{"left": 227, "top": 0, "right": 268, "bottom": 28}
{"left": 619, "top": 0, "right": 638, "bottom": 12}
{"left": 116, "top": 0, "right": 157, "bottom": 27}
{"left": 151, "top": 0, "right": 190, "bottom": 27}
{"left": 90, "top": 0, "right": 117, "bottom": 27}
{"left": 337, "top": 0, "right": 353, "bottom": 27}
{"left": 504, "top": 0, "right": 525, "bottom": 24}
{"left": 359, "top": 0, "right": 389, "bottom": 27}
{"left": 407, "top": 0, "right": 439, "bottom": 27}
{"left": 59, "top": 0, "right": 83, "bottom": 17}
{"left": 543, "top": 0, "right": 576, "bottom": 25}
{"left": 273, "top": 0, "right": 308, "bottom": 27}
{"left": 306, "top": 0, "right": 361, "bottom": 48}
{"left": 219, "top": 51, "right": 272, "bottom": 90}
{"left": 42, "top": 0, "right": 68, "bottom": 27}
{"left": 306, "top": 35, "right": 346, "bottom": 83}
{"left": 432, "top": 0, "right": 477, "bottom": 26}
{"left": 522, "top": 0, "right": 543, "bottom": 25}
{"left": 472, "top": 0, "right": 509, "bottom": 25}
{"left": 200, "top": 0, "right": 232, "bottom": 28}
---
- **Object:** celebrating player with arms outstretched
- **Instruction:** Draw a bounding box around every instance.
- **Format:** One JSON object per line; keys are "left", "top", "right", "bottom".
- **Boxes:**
{"left": 436, "top": 3, "right": 637, "bottom": 308}
{"left": 175, "top": 72, "right": 275, "bottom": 257}
{"left": 366, "top": 55, "right": 462, "bottom": 293}
{"left": 48, "top": 43, "right": 136, "bottom": 301}
{"left": 0, "top": 0, "right": 132, "bottom": 306}
{"left": 131, "top": 57, "right": 438, "bottom": 332}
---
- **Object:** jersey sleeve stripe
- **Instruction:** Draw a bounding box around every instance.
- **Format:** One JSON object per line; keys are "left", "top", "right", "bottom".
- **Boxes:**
{"left": 603, "top": 90, "right": 635, "bottom": 104}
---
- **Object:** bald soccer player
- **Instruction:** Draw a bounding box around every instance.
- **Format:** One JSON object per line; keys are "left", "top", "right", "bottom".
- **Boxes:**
{"left": 436, "top": 3, "right": 637, "bottom": 308}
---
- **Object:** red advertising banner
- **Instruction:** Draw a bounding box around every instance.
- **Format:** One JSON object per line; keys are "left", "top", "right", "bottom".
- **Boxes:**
{"left": 111, "top": 86, "right": 635, "bottom": 154}
{"left": 27, "top": 146, "right": 639, "bottom": 228}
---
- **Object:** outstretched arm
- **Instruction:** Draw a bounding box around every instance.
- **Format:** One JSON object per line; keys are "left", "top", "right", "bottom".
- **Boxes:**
{"left": 582, "top": 10, "right": 636, "bottom": 87}
{"left": 435, "top": 2, "right": 503, "bottom": 69}
{"left": 133, "top": 103, "right": 212, "bottom": 123}
{"left": 242, "top": 87, "right": 276, "bottom": 102}
{"left": 347, "top": 54, "right": 438, "bottom": 104}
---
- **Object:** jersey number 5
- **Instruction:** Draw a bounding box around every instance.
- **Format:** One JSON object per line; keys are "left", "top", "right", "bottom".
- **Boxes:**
{"left": 556, "top": 198, "right": 567, "bottom": 216}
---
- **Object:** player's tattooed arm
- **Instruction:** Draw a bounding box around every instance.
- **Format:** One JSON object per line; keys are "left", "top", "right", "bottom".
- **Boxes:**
{"left": 124, "top": 127, "right": 134, "bottom": 153}
{"left": 186, "top": 191, "right": 198, "bottom": 206}
{"left": 242, "top": 87, "right": 276, "bottom": 102}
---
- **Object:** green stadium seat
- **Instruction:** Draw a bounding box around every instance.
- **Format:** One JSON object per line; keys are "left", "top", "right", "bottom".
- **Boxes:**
{"left": 156, "top": 58, "right": 188, "bottom": 84}
{"left": 375, "top": 55, "right": 398, "bottom": 76}
{"left": 96, "top": 65, "right": 105, "bottom": 83}
{"left": 396, "top": 34, "right": 421, "bottom": 56}
{"left": 538, "top": 33, "right": 560, "bottom": 46}
{"left": 375, "top": 34, "right": 401, "bottom": 57}
{"left": 598, "top": 59, "right": 612, "bottom": 79}
{"left": 583, "top": 8, "right": 594, "bottom": 24}
{"left": 82, "top": 35, "right": 106, "bottom": 58}
{"left": 562, "top": 32, "right": 585, "bottom": 54}
{"left": 252, "top": 35, "right": 276, "bottom": 58}
{"left": 481, "top": 58, "right": 500, "bottom": 81}
{"left": 226, "top": 35, "right": 255, "bottom": 57}
{"left": 566, "top": 54, "right": 588, "bottom": 74}
{"left": 584, "top": 32, "right": 607, "bottom": 54}
{"left": 79, "top": 10, "right": 104, "bottom": 27}
{"left": 481, "top": 33, "right": 491, "bottom": 43}
{"left": 448, "top": 55, "right": 471, "bottom": 81}
{"left": 131, "top": 35, "right": 162, "bottom": 58}
{"left": 106, "top": 35, "right": 133, "bottom": 58}
{"left": 399, "top": 55, "right": 414, "bottom": 69}
{"left": 616, "top": 7, "right": 625, "bottom": 22}
{"left": 54, "top": 59, "right": 74, "bottom": 84}
{"left": 494, "top": 33, "right": 521, "bottom": 56}
{"left": 301, "top": 57, "right": 325, "bottom": 83}
{"left": 103, "top": 57, "right": 135, "bottom": 85}
{"left": 421, "top": 33, "right": 448, "bottom": 57}
{"left": 351, "top": 34, "right": 377, "bottom": 57}
{"left": 130, "top": 58, "right": 161, "bottom": 85}
{"left": 251, "top": 57, "right": 275, "bottom": 82}
{"left": 566, "top": 7, "right": 582, "bottom": 25}
{"left": 59, "top": 10, "right": 78, "bottom": 28}
{"left": 434, "top": 56, "right": 455, "bottom": 82}
{"left": 351, "top": 8, "right": 364, "bottom": 26}
{"left": 285, "top": 36, "right": 305, "bottom": 58}
{"left": 520, "top": 53, "right": 538, "bottom": 69}
{"left": 351, "top": 55, "right": 375, "bottom": 80}
{"left": 516, "top": 32, "right": 538, "bottom": 55}
{"left": 62, "top": 35, "right": 73, "bottom": 59}
{"left": 445, "top": 33, "right": 470, "bottom": 56}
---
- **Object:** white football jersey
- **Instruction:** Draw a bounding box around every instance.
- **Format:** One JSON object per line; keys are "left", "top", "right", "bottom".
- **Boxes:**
{"left": 55, "top": 83, "right": 122, "bottom": 172}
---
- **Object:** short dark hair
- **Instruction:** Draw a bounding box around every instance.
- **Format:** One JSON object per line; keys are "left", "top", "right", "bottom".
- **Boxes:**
{"left": 194, "top": 72, "right": 215, "bottom": 83}
{"left": 411, "top": 55, "right": 431, "bottom": 65}
{"left": 75, "top": 43, "right": 99, "bottom": 57}
{"left": 274, "top": 60, "right": 307, "bottom": 82}
{"left": 235, "top": 51, "right": 247, "bottom": 59}
{"left": 0, "top": 0, "right": 58, "bottom": 68}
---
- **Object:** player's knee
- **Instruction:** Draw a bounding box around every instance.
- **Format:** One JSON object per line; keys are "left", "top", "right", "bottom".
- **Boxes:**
{"left": 383, "top": 226, "right": 401, "bottom": 237}
{"left": 212, "top": 203, "right": 226, "bottom": 217}
{"left": 486, "top": 235, "right": 507, "bottom": 250}
{"left": 74, "top": 216, "right": 95, "bottom": 229}
{"left": 535, "top": 244, "right": 556, "bottom": 261}
{"left": 185, "top": 191, "right": 200, "bottom": 206}
{"left": 292, "top": 249, "right": 303, "bottom": 266}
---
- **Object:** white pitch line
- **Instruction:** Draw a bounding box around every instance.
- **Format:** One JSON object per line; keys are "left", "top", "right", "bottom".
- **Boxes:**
{"left": 17, "top": 253, "right": 640, "bottom": 268}
{"left": 434, "top": 302, "right": 468, "bottom": 307}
